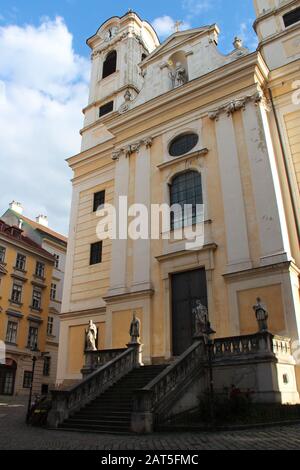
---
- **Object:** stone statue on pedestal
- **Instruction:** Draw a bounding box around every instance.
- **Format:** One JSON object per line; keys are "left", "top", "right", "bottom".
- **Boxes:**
{"left": 85, "top": 320, "right": 97, "bottom": 351}
{"left": 253, "top": 298, "right": 269, "bottom": 332}
{"left": 129, "top": 311, "right": 141, "bottom": 344}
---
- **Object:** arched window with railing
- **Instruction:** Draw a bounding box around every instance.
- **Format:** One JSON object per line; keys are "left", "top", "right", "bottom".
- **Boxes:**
{"left": 170, "top": 171, "right": 203, "bottom": 230}
{"left": 102, "top": 50, "right": 117, "bottom": 79}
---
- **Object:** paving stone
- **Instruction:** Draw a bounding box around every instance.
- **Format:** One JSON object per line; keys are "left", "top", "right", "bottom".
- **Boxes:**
{"left": 1, "top": 398, "right": 300, "bottom": 450}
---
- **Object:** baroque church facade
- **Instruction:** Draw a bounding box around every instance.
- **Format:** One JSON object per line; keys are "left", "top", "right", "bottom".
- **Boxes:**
{"left": 56, "top": 0, "right": 300, "bottom": 389}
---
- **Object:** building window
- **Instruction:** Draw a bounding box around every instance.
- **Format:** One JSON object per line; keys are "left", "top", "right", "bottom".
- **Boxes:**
{"left": 32, "top": 288, "right": 42, "bottom": 310}
{"left": 283, "top": 7, "right": 300, "bottom": 27}
{"left": 15, "top": 253, "right": 26, "bottom": 271}
{"left": 6, "top": 321, "right": 18, "bottom": 344}
{"left": 90, "top": 241, "right": 102, "bottom": 265}
{"left": 35, "top": 261, "right": 45, "bottom": 278}
{"left": 54, "top": 254, "right": 60, "bottom": 269}
{"left": 50, "top": 283, "right": 57, "bottom": 301}
{"left": 169, "top": 133, "right": 199, "bottom": 157}
{"left": 170, "top": 171, "right": 203, "bottom": 230}
{"left": 93, "top": 190, "right": 105, "bottom": 212}
{"left": 43, "top": 356, "right": 51, "bottom": 377}
{"left": 102, "top": 50, "right": 117, "bottom": 79}
{"left": 41, "top": 384, "right": 49, "bottom": 395}
{"left": 23, "top": 371, "right": 33, "bottom": 389}
{"left": 99, "top": 101, "right": 114, "bottom": 117}
{"left": 0, "top": 246, "right": 6, "bottom": 263}
{"left": 47, "top": 317, "right": 54, "bottom": 336}
{"left": 27, "top": 326, "right": 38, "bottom": 349}
{"left": 11, "top": 283, "right": 22, "bottom": 304}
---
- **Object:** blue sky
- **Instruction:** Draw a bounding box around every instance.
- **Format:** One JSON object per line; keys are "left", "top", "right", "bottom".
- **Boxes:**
{"left": 0, "top": 1, "right": 258, "bottom": 234}
{"left": 0, "top": 0, "right": 257, "bottom": 55}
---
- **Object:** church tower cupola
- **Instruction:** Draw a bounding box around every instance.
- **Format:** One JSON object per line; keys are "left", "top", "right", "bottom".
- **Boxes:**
{"left": 85, "top": 11, "right": 159, "bottom": 121}
{"left": 253, "top": 0, "right": 300, "bottom": 70}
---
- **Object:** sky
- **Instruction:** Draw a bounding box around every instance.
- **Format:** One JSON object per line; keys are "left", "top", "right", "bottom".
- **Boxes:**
{"left": 0, "top": 0, "right": 258, "bottom": 235}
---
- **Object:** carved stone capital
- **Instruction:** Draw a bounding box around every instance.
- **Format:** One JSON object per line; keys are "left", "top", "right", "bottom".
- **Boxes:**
{"left": 112, "top": 150, "right": 123, "bottom": 161}
{"left": 112, "top": 137, "right": 154, "bottom": 160}
{"left": 143, "top": 137, "right": 153, "bottom": 149}
{"left": 208, "top": 91, "right": 268, "bottom": 120}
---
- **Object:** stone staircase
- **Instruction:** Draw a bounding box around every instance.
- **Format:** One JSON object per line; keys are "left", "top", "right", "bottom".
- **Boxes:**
{"left": 58, "top": 364, "right": 167, "bottom": 434}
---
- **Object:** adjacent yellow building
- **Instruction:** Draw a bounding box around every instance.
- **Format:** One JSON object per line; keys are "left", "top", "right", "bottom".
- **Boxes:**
{"left": 56, "top": 1, "right": 300, "bottom": 393}
{"left": 0, "top": 218, "right": 55, "bottom": 396}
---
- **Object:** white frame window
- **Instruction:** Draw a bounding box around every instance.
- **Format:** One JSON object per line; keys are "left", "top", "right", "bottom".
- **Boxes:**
{"left": 11, "top": 283, "right": 22, "bottom": 304}
{"left": 47, "top": 316, "right": 54, "bottom": 336}
{"left": 0, "top": 246, "right": 6, "bottom": 263}
{"left": 16, "top": 253, "right": 26, "bottom": 271}
{"left": 27, "top": 326, "right": 38, "bottom": 349}
{"left": 50, "top": 283, "right": 57, "bottom": 301}
{"left": 6, "top": 320, "right": 18, "bottom": 344}
{"left": 32, "top": 288, "right": 42, "bottom": 310}
{"left": 54, "top": 254, "right": 60, "bottom": 269}
{"left": 35, "top": 261, "right": 45, "bottom": 278}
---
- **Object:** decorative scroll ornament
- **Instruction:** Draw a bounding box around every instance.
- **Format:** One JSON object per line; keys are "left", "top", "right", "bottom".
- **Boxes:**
{"left": 208, "top": 91, "right": 267, "bottom": 121}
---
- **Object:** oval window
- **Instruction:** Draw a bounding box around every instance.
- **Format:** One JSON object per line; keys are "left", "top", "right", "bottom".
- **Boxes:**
{"left": 169, "top": 133, "right": 199, "bottom": 157}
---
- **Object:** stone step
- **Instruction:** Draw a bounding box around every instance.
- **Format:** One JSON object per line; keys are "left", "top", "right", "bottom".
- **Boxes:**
{"left": 59, "top": 364, "right": 169, "bottom": 433}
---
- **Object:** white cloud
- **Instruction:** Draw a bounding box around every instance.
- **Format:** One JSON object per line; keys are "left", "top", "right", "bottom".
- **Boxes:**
{"left": 238, "top": 20, "right": 258, "bottom": 50}
{"left": 0, "top": 17, "right": 90, "bottom": 234}
{"left": 152, "top": 15, "right": 191, "bottom": 39}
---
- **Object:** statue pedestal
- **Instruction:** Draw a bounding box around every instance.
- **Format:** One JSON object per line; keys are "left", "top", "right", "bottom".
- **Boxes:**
{"left": 127, "top": 342, "right": 144, "bottom": 367}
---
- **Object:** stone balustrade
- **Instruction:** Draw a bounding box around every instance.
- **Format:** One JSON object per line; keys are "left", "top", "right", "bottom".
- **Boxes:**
{"left": 213, "top": 332, "right": 291, "bottom": 361}
{"left": 48, "top": 345, "right": 139, "bottom": 428}
{"left": 82, "top": 348, "right": 127, "bottom": 377}
{"left": 131, "top": 340, "right": 206, "bottom": 433}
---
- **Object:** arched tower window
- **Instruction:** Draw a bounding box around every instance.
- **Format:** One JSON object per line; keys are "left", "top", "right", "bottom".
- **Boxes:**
{"left": 102, "top": 50, "right": 117, "bottom": 79}
{"left": 170, "top": 171, "right": 203, "bottom": 230}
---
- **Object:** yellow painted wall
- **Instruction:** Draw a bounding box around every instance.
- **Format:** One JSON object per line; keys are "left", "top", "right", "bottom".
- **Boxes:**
{"left": 0, "top": 237, "right": 53, "bottom": 352}
{"left": 284, "top": 110, "right": 300, "bottom": 192}
{"left": 71, "top": 179, "right": 114, "bottom": 303}
{"left": 67, "top": 321, "right": 106, "bottom": 374}
{"left": 112, "top": 309, "right": 143, "bottom": 349}
{"left": 238, "top": 284, "right": 285, "bottom": 335}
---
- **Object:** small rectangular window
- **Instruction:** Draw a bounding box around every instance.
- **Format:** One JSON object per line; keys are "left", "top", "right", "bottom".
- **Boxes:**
{"left": 93, "top": 190, "right": 105, "bottom": 212}
{"left": 283, "top": 7, "right": 300, "bottom": 27}
{"left": 50, "top": 283, "right": 57, "bottom": 301}
{"left": 27, "top": 326, "right": 38, "bottom": 349}
{"left": 47, "top": 317, "right": 54, "bottom": 336}
{"left": 99, "top": 101, "right": 113, "bottom": 117}
{"left": 23, "top": 371, "right": 33, "bottom": 389}
{"left": 6, "top": 321, "right": 18, "bottom": 344}
{"left": 11, "top": 283, "right": 22, "bottom": 304}
{"left": 43, "top": 356, "right": 51, "bottom": 377}
{"left": 35, "top": 261, "right": 45, "bottom": 278}
{"left": 0, "top": 246, "right": 6, "bottom": 263}
{"left": 32, "top": 289, "right": 42, "bottom": 310}
{"left": 90, "top": 241, "right": 102, "bottom": 265}
{"left": 15, "top": 253, "right": 26, "bottom": 271}
{"left": 54, "top": 254, "right": 60, "bottom": 269}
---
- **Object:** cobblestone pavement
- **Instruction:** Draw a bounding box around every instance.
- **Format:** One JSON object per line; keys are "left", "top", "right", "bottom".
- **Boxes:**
{"left": 0, "top": 397, "right": 300, "bottom": 450}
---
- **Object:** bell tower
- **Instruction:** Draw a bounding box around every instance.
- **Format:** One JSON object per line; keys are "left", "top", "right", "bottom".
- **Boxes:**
{"left": 253, "top": 0, "right": 300, "bottom": 70}
{"left": 81, "top": 11, "right": 159, "bottom": 151}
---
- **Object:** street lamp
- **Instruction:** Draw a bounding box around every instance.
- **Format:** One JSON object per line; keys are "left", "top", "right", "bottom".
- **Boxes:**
{"left": 26, "top": 342, "right": 40, "bottom": 424}
{"left": 204, "top": 321, "right": 216, "bottom": 426}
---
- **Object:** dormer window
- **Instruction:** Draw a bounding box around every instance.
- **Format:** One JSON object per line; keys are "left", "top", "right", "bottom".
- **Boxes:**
{"left": 102, "top": 50, "right": 117, "bottom": 79}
